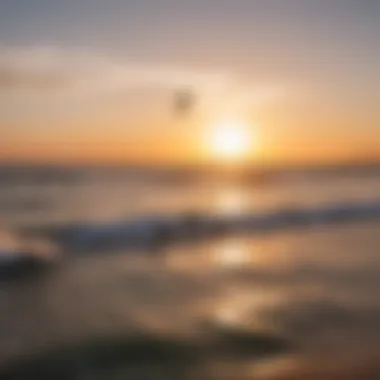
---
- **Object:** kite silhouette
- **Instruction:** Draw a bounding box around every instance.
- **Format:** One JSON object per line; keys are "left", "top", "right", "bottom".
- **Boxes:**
{"left": 173, "top": 89, "right": 195, "bottom": 118}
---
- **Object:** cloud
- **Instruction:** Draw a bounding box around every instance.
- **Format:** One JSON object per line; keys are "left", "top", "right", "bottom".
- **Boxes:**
{"left": 0, "top": 47, "right": 81, "bottom": 91}
{"left": 0, "top": 45, "right": 289, "bottom": 125}
{"left": 0, "top": 66, "right": 73, "bottom": 90}
{"left": 0, "top": 46, "right": 231, "bottom": 93}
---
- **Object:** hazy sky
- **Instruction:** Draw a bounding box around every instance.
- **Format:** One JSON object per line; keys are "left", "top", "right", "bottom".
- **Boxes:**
{"left": 0, "top": 0, "right": 379, "bottom": 164}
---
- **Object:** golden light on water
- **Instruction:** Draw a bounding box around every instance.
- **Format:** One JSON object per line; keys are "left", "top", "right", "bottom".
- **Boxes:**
{"left": 213, "top": 187, "right": 249, "bottom": 216}
{"left": 214, "top": 306, "right": 244, "bottom": 326}
{"left": 217, "top": 240, "right": 253, "bottom": 268}
{"left": 213, "top": 289, "right": 288, "bottom": 329}
{"left": 206, "top": 121, "right": 256, "bottom": 162}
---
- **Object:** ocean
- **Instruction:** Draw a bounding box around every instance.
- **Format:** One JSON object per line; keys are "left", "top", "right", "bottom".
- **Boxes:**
{"left": 1, "top": 165, "right": 380, "bottom": 379}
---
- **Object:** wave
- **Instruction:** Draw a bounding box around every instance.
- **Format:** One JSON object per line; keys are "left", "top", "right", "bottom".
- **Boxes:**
{"left": 0, "top": 327, "right": 292, "bottom": 379}
{"left": 9, "top": 199, "right": 380, "bottom": 254}
{"left": 1, "top": 198, "right": 380, "bottom": 278}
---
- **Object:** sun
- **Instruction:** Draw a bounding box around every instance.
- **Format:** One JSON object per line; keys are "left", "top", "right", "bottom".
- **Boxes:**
{"left": 207, "top": 121, "right": 255, "bottom": 162}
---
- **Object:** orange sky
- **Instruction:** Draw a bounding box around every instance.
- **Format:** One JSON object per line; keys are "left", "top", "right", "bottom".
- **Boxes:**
{"left": 2, "top": 117, "right": 380, "bottom": 166}
{"left": 0, "top": 2, "right": 379, "bottom": 166}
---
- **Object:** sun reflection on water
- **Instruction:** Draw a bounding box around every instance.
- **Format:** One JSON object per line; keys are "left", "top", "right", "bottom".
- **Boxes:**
{"left": 211, "top": 288, "right": 288, "bottom": 331}
{"left": 213, "top": 186, "right": 250, "bottom": 216}
{"left": 216, "top": 239, "right": 255, "bottom": 268}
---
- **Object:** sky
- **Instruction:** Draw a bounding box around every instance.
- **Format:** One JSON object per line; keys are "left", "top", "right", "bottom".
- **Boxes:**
{"left": 0, "top": 0, "right": 379, "bottom": 165}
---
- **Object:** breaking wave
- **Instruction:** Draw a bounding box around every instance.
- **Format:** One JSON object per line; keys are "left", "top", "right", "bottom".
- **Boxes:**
{"left": 2, "top": 199, "right": 380, "bottom": 260}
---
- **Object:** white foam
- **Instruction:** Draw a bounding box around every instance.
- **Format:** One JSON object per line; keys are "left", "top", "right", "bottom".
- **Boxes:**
{"left": 8, "top": 200, "right": 380, "bottom": 254}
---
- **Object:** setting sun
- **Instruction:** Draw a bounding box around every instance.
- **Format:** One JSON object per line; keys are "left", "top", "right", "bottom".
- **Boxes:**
{"left": 208, "top": 122, "right": 255, "bottom": 162}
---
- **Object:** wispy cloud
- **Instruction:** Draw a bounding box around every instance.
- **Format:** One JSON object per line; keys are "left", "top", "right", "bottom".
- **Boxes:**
{"left": 0, "top": 46, "right": 231, "bottom": 92}
{"left": 0, "top": 45, "right": 288, "bottom": 125}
